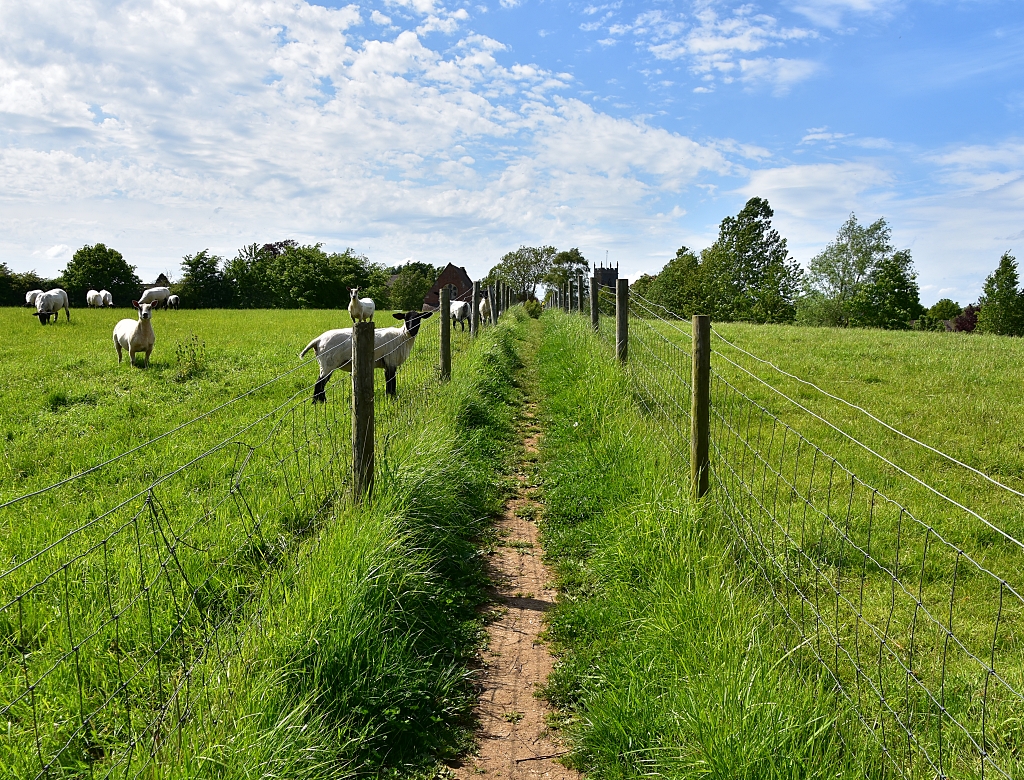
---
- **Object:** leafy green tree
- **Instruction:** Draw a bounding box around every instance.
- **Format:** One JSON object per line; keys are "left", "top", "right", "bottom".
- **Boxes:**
{"left": 493, "top": 245, "right": 556, "bottom": 299}
{"left": 700, "top": 198, "right": 802, "bottom": 322}
{"left": 178, "top": 250, "right": 231, "bottom": 308}
{"left": 543, "top": 247, "right": 585, "bottom": 292}
{"left": 977, "top": 253, "right": 1024, "bottom": 336}
{"left": 929, "top": 298, "right": 962, "bottom": 321}
{"left": 60, "top": 244, "right": 141, "bottom": 306}
{"left": 631, "top": 247, "right": 704, "bottom": 317}
{"left": 800, "top": 214, "right": 894, "bottom": 327}
{"left": 850, "top": 250, "right": 923, "bottom": 329}
{"left": 390, "top": 266, "right": 433, "bottom": 311}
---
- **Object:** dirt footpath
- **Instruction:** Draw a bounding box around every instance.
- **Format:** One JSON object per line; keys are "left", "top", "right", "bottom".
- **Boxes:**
{"left": 451, "top": 404, "right": 578, "bottom": 780}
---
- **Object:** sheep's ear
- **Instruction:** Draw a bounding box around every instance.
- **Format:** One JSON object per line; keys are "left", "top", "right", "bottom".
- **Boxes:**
{"left": 393, "top": 313, "right": 404, "bottom": 320}
{"left": 132, "top": 300, "right": 139, "bottom": 309}
{"left": 421, "top": 310, "right": 433, "bottom": 319}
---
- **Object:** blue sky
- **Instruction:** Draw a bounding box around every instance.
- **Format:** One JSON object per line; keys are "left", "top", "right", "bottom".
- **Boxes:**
{"left": 1, "top": 0, "right": 1021, "bottom": 304}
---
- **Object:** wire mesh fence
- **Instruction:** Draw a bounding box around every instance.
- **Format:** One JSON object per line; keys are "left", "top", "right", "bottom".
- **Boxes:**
{"left": 0, "top": 302, "right": 481, "bottom": 778}
{"left": 570, "top": 288, "right": 1024, "bottom": 779}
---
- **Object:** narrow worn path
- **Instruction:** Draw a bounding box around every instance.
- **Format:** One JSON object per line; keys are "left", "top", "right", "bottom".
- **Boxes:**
{"left": 451, "top": 398, "right": 578, "bottom": 780}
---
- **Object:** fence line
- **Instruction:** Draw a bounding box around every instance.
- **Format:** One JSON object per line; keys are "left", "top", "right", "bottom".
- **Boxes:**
{"left": 569, "top": 289, "right": 1024, "bottom": 779}
{"left": 0, "top": 302, "right": 485, "bottom": 778}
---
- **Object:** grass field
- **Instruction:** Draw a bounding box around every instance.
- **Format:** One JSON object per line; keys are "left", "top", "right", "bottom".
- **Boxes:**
{"left": 596, "top": 307, "right": 1024, "bottom": 778}
{"left": 0, "top": 305, "right": 496, "bottom": 778}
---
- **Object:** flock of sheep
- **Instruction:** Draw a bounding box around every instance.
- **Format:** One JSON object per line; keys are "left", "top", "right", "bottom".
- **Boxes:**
{"left": 24, "top": 284, "right": 491, "bottom": 401}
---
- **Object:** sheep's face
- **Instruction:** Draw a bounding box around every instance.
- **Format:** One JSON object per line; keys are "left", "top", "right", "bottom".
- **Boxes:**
{"left": 349, "top": 287, "right": 359, "bottom": 300}
{"left": 34, "top": 311, "right": 51, "bottom": 325}
{"left": 133, "top": 301, "right": 153, "bottom": 320}
{"left": 393, "top": 310, "right": 433, "bottom": 336}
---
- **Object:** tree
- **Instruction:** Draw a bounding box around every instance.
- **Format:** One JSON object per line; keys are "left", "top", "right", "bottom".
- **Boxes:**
{"left": 543, "top": 248, "right": 586, "bottom": 291}
{"left": 178, "top": 250, "right": 230, "bottom": 308}
{"left": 849, "top": 250, "right": 923, "bottom": 329}
{"left": 701, "top": 197, "right": 802, "bottom": 322}
{"left": 929, "top": 298, "right": 961, "bottom": 321}
{"left": 61, "top": 244, "right": 142, "bottom": 306}
{"left": 976, "top": 252, "right": 1024, "bottom": 336}
{"left": 631, "top": 247, "right": 704, "bottom": 317}
{"left": 390, "top": 265, "right": 433, "bottom": 311}
{"left": 495, "top": 245, "right": 556, "bottom": 299}
{"left": 800, "top": 214, "right": 894, "bottom": 327}
{"left": 952, "top": 304, "right": 980, "bottom": 333}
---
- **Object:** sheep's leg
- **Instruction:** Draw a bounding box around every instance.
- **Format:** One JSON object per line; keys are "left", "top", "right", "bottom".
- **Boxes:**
{"left": 313, "top": 372, "right": 332, "bottom": 404}
{"left": 64, "top": 307, "right": 70, "bottom": 322}
{"left": 385, "top": 366, "right": 397, "bottom": 396}
{"left": 144, "top": 349, "right": 151, "bottom": 368}
{"left": 116, "top": 343, "right": 122, "bottom": 364}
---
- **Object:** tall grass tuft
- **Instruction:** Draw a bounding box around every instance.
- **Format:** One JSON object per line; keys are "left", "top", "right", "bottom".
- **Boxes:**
{"left": 536, "top": 312, "right": 886, "bottom": 779}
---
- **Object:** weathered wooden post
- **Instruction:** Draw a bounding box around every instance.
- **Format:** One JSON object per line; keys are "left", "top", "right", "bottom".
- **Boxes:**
{"left": 351, "top": 321, "right": 375, "bottom": 500}
{"left": 590, "top": 274, "right": 599, "bottom": 331}
{"left": 439, "top": 286, "right": 451, "bottom": 381}
{"left": 615, "top": 278, "right": 628, "bottom": 363}
{"left": 563, "top": 283, "right": 569, "bottom": 312}
{"left": 488, "top": 285, "right": 497, "bottom": 325}
{"left": 691, "top": 315, "right": 711, "bottom": 500}
{"left": 577, "top": 274, "right": 584, "bottom": 314}
{"left": 471, "top": 281, "right": 480, "bottom": 336}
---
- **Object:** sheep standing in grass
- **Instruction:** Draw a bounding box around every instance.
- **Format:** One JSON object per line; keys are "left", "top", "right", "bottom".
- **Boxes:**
{"left": 167, "top": 295, "right": 180, "bottom": 310}
{"left": 25, "top": 289, "right": 43, "bottom": 308}
{"left": 139, "top": 286, "right": 171, "bottom": 309}
{"left": 479, "top": 296, "right": 491, "bottom": 325}
{"left": 450, "top": 300, "right": 470, "bottom": 332}
{"left": 86, "top": 290, "right": 103, "bottom": 308}
{"left": 113, "top": 301, "right": 155, "bottom": 367}
{"left": 348, "top": 287, "right": 374, "bottom": 323}
{"left": 33, "top": 289, "right": 70, "bottom": 325}
{"left": 300, "top": 310, "right": 434, "bottom": 402}
{"left": 100, "top": 290, "right": 113, "bottom": 307}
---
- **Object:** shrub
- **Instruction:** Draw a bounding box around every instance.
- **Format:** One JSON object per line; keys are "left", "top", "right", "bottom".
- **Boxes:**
{"left": 524, "top": 299, "right": 542, "bottom": 319}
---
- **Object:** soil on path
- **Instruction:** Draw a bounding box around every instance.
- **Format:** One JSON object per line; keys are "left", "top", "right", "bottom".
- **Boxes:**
{"left": 451, "top": 403, "right": 579, "bottom": 780}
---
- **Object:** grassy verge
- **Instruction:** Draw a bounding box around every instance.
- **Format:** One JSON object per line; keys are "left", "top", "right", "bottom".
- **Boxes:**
{"left": 0, "top": 311, "right": 521, "bottom": 779}
{"left": 536, "top": 312, "right": 885, "bottom": 779}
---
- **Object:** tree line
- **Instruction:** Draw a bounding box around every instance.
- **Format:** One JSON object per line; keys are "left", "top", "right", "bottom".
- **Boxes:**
{"left": 632, "top": 197, "right": 1023, "bottom": 336}
{"left": 0, "top": 241, "right": 446, "bottom": 311}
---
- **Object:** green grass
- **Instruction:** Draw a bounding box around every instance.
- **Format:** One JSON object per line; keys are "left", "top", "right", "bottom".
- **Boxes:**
{"left": 0, "top": 305, "right": 507, "bottom": 778}
{"left": 595, "top": 311, "right": 1024, "bottom": 778}
{"left": 535, "top": 312, "right": 885, "bottom": 779}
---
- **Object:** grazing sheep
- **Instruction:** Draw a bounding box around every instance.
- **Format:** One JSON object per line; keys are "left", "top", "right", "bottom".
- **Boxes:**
{"left": 100, "top": 290, "right": 113, "bottom": 307}
{"left": 300, "top": 310, "right": 434, "bottom": 402}
{"left": 478, "top": 296, "right": 491, "bottom": 325}
{"left": 449, "top": 300, "right": 470, "bottom": 332}
{"left": 113, "top": 301, "right": 155, "bottom": 367}
{"left": 86, "top": 289, "right": 103, "bottom": 308}
{"left": 347, "top": 287, "right": 375, "bottom": 323}
{"left": 33, "top": 289, "right": 70, "bottom": 325}
{"left": 139, "top": 286, "right": 171, "bottom": 309}
{"left": 167, "top": 294, "right": 180, "bottom": 310}
{"left": 25, "top": 289, "right": 43, "bottom": 308}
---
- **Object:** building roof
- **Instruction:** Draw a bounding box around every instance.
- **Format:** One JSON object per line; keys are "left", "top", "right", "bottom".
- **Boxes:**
{"left": 423, "top": 263, "right": 473, "bottom": 310}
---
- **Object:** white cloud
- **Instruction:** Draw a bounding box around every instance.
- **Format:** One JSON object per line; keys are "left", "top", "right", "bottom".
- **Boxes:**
{"left": 370, "top": 10, "right": 393, "bottom": 25}
{"left": 787, "top": 0, "right": 897, "bottom": 28}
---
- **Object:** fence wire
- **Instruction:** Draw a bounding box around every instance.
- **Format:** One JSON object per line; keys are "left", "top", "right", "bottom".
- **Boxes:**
{"left": 570, "top": 294, "right": 1024, "bottom": 779}
{"left": 0, "top": 304, "right": 475, "bottom": 778}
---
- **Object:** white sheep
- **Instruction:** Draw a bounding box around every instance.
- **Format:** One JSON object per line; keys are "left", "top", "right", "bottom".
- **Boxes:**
{"left": 25, "top": 289, "right": 43, "bottom": 308}
{"left": 113, "top": 301, "right": 156, "bottom": 367}
{"left": 449, "top": 300, "right": 470, "bottom": 332}
{"left": 167, "top": 294, "right": 180, "bottom": 310}
{"left": 347, "top": 287, "right": 375, "bottom": 323}
{"left": 139, "top": 286, "right": 171, "bottom": 309}
{"left": 300, "top": 310, "right": 434, "bottom": 402}
{"left": 100, "top": 290, "right": 113, "bottom": 307}
{"left": 86, "top": 289, "right": 103, "bottom": 308}
{"left": 33, "top": 289, "right": 70, "bottom": 325}
{"left": 478, "top": 296, "right": 491, "bottom": 325}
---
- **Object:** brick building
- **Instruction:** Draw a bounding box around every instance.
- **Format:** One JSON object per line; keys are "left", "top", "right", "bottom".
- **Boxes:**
{"left": 423, "top": 263, "right": 473, "bottom": 310}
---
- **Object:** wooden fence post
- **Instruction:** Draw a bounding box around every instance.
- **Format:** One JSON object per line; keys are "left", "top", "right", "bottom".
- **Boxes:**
{"left": 691, "top": 315, "right": 710, "bottom": 500}
{"left": 615, "top": 278, "right": 629, "bottom": 363}
{"left": 488, "top": 285, "right": 497, "bottom": 325}
{"left": 351, "top": 321, "right": 375, "bottom": 500}
{"left": 471, "top": 281, "right": 480, "bottom": 336}
{"left": 590, "top": 274, "right": 599, "bottom": 331}
{"left": 439, "top": 286, "right": 451, "bottom": 381}
{"left": 577, "top": 274, "right": 584, "bottom": 314}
